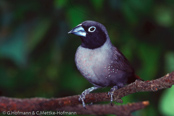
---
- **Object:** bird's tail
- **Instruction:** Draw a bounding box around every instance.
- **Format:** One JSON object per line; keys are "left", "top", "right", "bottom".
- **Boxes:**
{"left": 135, "top": 75, "right": 143, "bottom": 80}
{"left": 128, "top": 74, "right": 143, "bottom": 84}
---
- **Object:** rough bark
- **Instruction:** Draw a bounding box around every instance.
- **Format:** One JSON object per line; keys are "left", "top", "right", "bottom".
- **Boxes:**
{"left": 0, "top": 72, "right": 173, "bottom": 115}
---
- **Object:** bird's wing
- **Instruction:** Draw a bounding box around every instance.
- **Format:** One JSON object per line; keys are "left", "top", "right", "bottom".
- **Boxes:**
{"left": 111, "top": 46, "right": 134, "bottom": 73}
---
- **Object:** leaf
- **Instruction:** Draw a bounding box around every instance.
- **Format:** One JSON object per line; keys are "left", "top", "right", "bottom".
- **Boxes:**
{"left": 60, "top": 63, "right": 87, "bottom": 93}
{"left": 121, "top": 1, "right": 138, "bottom": 24}
{"left": 159, "top": 86, "right": 174, "bottom": 116}
{"left": 129, "top": 0, "right": 153, "bottom": 14}
{"left": 165, "top": 52, "right": 174, "bottom": 72}
{"left": 121, "top": 0, "right": 153, "bottom": 24}
{"left": 0, "top": 24, "right": 28, "bottom": 66}
{"left": 54, "top": 0, "right": 68, "bottom": 8}
{"left": 154, "top": 6, "right": 173, "bottom": 27}
{"left": 137, "top": 42, "right": 161, "bottom": 80}
{"left": 27, "top": 18, "right": 51, "bottom": 52}
{"left": 67, "top": 6, "right": 88, "bottom": 27}
{"left": 90, "top": 0, "right": 104, "bottom": 11}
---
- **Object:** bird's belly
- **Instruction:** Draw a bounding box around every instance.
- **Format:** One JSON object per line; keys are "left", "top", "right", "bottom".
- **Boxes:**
{"left": 75, "top": 47, "right": 113, "bottom": 87}
{"left": 75, "top": 52, "right": 102, "bottom": 84}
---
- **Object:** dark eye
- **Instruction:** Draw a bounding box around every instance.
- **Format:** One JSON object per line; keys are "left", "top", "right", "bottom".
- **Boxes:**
{"left": 88, "top": 26, "right": 96, "bottom": 32}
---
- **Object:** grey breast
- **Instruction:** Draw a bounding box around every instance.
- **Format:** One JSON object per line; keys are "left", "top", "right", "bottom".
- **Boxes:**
{"left": 75, "top": 40, "right": 113, "bottom": 87}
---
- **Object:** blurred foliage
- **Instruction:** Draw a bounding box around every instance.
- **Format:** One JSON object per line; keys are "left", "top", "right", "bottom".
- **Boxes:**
{"left": 0, "top": 0, "right": 174, "bottom": 116}
{"left": 160, "top": 86, "right": 174, "bottom": 116}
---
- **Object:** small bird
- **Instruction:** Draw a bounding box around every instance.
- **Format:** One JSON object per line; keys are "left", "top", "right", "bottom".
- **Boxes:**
{"left": 68, "top": 20, "right": 141, "bottom": 107}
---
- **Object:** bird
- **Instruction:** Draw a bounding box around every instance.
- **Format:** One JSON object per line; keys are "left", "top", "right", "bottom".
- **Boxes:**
{"left": 68, "top": 20, "right": 142, "bottom": 107}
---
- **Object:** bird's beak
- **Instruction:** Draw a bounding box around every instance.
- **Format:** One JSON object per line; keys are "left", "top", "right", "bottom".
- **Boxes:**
{"left": 68, "top": 25, "right": 86, "bottom": 37}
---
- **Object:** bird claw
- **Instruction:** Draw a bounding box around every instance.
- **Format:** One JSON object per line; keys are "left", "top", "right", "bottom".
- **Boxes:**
{"left": 108, "top": 91, "right": 114, "bottom": 104}
{"left": 78, "top": 86, "right": 99, "bottom": 108}
{"left": 108, "top": 86, "right": 119, "bottom": 105}
{"left": 79, "top": 94, "right": 86, "bottom": 108}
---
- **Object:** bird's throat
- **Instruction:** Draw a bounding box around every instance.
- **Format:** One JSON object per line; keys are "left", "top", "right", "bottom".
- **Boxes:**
{"left": 80, "top": 36, "right": 106, "bottom": 49}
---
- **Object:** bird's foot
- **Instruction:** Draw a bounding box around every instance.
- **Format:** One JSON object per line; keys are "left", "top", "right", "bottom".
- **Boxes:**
{"left": 79, "top": 86, "right": 99, "bottom": 108}
{"left": 108, "top": 86, "right": 118, "bottom": 104}
{"left": 79, "top": 92, "right": 87, "bottom": 108}
{"left": 108, "top": 84, "right": 124, "bottom": 104}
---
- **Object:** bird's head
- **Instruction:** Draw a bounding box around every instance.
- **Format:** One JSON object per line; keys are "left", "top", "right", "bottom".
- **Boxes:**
{"left": 68, "top": 20, "right": 109, "bottom": 49}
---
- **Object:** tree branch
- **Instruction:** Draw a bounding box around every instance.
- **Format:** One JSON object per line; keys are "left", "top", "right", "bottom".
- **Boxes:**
{"left": 0, "top": 96, "right": 149, "bottom": 116}
{"left": 57, "top": 101, "right": 149, "bottom": 116}
{"left": 41, "top": 71, "right": 173, "bottom": 107}
{"left": 0, "top": 72, "right": 173, "bottom": 115}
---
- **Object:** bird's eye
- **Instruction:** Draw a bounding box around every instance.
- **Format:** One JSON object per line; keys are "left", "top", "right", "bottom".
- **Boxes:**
{"left": 88, "top": 26, "right": 96, "bottom": 32}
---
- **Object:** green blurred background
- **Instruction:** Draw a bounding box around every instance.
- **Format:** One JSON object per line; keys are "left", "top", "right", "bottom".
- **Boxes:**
{"left": 0, "top": 0, "right": 174, "bottom": 116}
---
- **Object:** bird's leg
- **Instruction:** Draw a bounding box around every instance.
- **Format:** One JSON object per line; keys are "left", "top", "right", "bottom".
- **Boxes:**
{"left": 108, "top": 84, "right": 124, "bottom": 104}
{"left": 108, "top": 86, "right": 118, "bottom": 104}
{"left": 79, "top": 86, "right": 99, "bottom": 108}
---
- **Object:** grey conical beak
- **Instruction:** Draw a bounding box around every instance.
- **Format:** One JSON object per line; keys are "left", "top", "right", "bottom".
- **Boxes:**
{"left": 68, "top": 25, "right": 86, "bottom": 37}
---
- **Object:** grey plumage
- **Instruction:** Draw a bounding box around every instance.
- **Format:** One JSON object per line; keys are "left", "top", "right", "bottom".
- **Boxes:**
{"left": 68, "top": 20, "right": 138, "bottom": 107}
{"left": 75, "top": 38, "right": 133, "bottom": 87}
